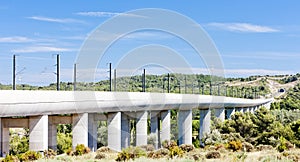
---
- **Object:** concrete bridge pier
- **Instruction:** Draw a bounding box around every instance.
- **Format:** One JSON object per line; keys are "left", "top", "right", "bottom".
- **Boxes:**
{"left": 226, "top": 108, "right": 235, "bottom": 119}
{"left": 250, "top": 107, "right": 255, "bottom": 113}
{"left": 178, "top": 109, "right": 192, "bottom": 145}
{"left": 29, "top": 115, "right": 48, "bottom": 152}
{"left": 215, "top": 108, "right": 225, "bottom": 121}
{"left": 88, "top": 114, "right": 98, "bottom": 152}
{"left": 199, "top": 109, "right": 211, "bottom": 146}
{"left": 121, "top": 113, "right": 130, "bottom": 149}
{"left": 136, "top": 111, "right": 148, "bottom": 146}
{"left": 72, "top": 113, "right": 89, "bottom": 149}
{"left": 107, "top": 112, "right": 131, "bottom": 151}
{"left": 236, "top": 108, "right": 244, "bottom": 113}
{"left": 160, "top": 110, "right": 170, "bottom": 144}
{"left": 244, "top": 107, "right": 250, "bottom": 113}
{"left": 2, "top": 128, "right": 9, "bottom": 156}
{"left": 150, "top": 111, "right": 160, "bottom": 149}
{"left": 48, "top": 117, "right": 57, "bottom": 150}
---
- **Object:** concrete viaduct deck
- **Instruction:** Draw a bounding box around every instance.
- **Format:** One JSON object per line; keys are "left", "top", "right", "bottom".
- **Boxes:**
{"left": 0, "top": 90, "right": 272, "bottom": 156}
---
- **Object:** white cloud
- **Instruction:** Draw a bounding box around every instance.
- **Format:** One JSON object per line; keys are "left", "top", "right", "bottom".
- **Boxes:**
{"left": 0, "top": 36, "right": 33, "bottom": 43}
{"left": 75, "top": 11, "right": 145, "bottom": 18}
{"left": 11, "top": 46, "right": 76, "bottom": 53}
{"left": 207, "top": 22, "right": 279, "bottom": 33}
{"left": 27, "top": 16, "right": 84, "bottom": 24}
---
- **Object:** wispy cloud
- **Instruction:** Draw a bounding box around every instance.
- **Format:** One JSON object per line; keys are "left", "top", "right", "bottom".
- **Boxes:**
{"left": 207, "top": 22, "right": 279, "bottom": 33}
{"left": 27, "top": 16, "right": 84, "bottom": 24}
{"left": 11, "top": 46, "right": 76, "bottom": 53}
{"left": 75, "top": 11, "right": 145, "bottom": 18}
{"left": 0, "top": 36, "right": 33, "bottom": 43}
{"left": 224, "top": 68, "right": 293, "bottom": 77}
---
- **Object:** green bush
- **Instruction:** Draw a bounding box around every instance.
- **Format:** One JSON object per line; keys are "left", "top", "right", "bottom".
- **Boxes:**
{"left": 74, "top": 144, "right": 90, "bottom": 156}
{"left": 19, "top": 150, "right": 41, "bottom": 161}
{"left": 65, "top": 148, "right": 74, "bottom": 156}
{"left": 57, "top": 132, "right": 72, "bottom": 154}
{"left": 169, "top": 146, "right": 184, "bottom": 159}
{"left": 193, "top": 138, "right": 201, "bottom": 148}
{"left": 9, "top": 129, "right": 29, "bottom": 155}
{"left": 2, "top": 154, "right": 18, "bottom": 162}
{"left": 277, "top": 136, "right": 287, "bottom": 152}
{"left": 115, "top": 146, "right": 146, "bottom": 161}
{"left": 226, "top": 140, "right": 242, "bottom": 151}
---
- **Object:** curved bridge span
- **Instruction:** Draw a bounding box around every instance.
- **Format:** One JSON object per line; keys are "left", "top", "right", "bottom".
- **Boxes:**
{"left": 0, "top": 90, "right": 272, "bottom": 155}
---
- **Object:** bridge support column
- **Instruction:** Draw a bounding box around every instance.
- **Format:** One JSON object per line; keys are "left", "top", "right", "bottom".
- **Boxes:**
{"left": 150, "top": 111, "right": 160, "bottom": 149}
{"left": 161, "top": 110, "right": 170, "bottom": 144}
{"left": 108, "top": 112, "right": 130, "bottom": 151}
{"left": 136, "top": 111, "right": 148, "bottom": 146}
{"left": 250, "top": 107, "right": 255, "bottom": 113}
{"left": 72, "top": 113, "right": 88, "bottom": 149}
{"left": 178, "top": 110, "right": 192, "bottom": 145}
{"left": 264, "top": 102, "right": 271, "bottom": 109}
{"left": 200, "top": 109, "right": 211, "bottom": 146}
{"left": 29, "top": 115, "right": 48, "bottom": 151}
{"left": 2, "top": 127, "right": 9, "bottom": 156}
{"left": 88, "top": 113, "right": 98, "bottom": 152}
{"left": 244, "top": 107, "right": 250, "bottom": 113}
{"left": 226, "top": 108, "right": 235, "bottom": 119}
{"left": 254, "top": 106, "right": 259, "bottom": 111}
{"left": 121, "top": 113, "right": 130, "bottom": 149}
{"left": 236, "top": 108, "right": 244, "bottom": 113}
{"left": 215, "top": 108, "right": 225, "bottom": 122}
{"left": 48, "top": 117, "right": 57, "bottom": 150}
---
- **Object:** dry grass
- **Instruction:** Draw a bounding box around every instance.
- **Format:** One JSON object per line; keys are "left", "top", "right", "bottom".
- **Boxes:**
{"left": 33, "top": 148, "right": 300, "bottom": 162}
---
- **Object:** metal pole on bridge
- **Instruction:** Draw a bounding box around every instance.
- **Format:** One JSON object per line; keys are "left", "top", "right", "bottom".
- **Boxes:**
{"left": 12, "top": 54, "right": 16, "bottom": 90}
{"left": 114, "top": 69, "right": 117, "bottom": 91}
{"left": 142, "top": 69, "right": 146, "bottom": 92}
{"left": 167, "top": 73, "right": 170, "bottom": 93}
{"left": 109, "top": 63, "right": 112, "bottom": 92}
{"left": 73, "top": 63, "right": 77, "bottom": 91}
{"left": 56, "top": 54, "right": 60, "bottom": 91}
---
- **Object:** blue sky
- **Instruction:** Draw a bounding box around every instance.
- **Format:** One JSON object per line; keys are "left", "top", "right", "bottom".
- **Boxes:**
{"left": 0, "top": 1, "right": 299, "bottom": 85}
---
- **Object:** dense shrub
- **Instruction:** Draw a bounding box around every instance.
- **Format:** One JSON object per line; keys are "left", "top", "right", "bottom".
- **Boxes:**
{"left": 147, "top": 148, "right": 169, "bottom": 158}
{"left": 44, "top": 149, "right": 57, "bottom": 159}
{"left": 19, "top": 150, "right": 41, "bottom": 161}
{"left": 192, "top": 139, "right": 200, "bottom": 148}
{"left": 65, "top": 148, "right": 74, "bottom": 156}
{"left": 179, "top": 144, "right": 194, "bottom": 152}
{"left": 205, "top": 151, "right": 221, "bottom": 159}
{"left": 57, "top": 132, "right": 72, "bottom": 154}
{"left": 256, "top": 145, "right": 273, "bottom": 151}
{"left": 226, "top": 140, "right": 243, "bottom": 151}
{"left": 97, "top": 146, "right": 110, "bottom": 153}
{"left": 9, "top": 129, "right": 29, "bottom": 156}
{"left": 242, "top": 142, "right": 254, "bottom": 152}
{"left": 115, "top": 146, "right": 146, "bottom": 161}
{"left": 74, "top": 144, "right": 90, "bottom": 156}
{"left": 2, "top": 155, "right": 18, "bottom": 162}
{"left": 169, "top": 146, "right": 184, "bottom": 159}
{"left": 203, "top": 129, "right": 224, "bottom": 146}
{"left": 95, "top": 152, "right": 106, "bottom": 160}
{"left": 162, "top": 140, "right": 177, "bottom": 150}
